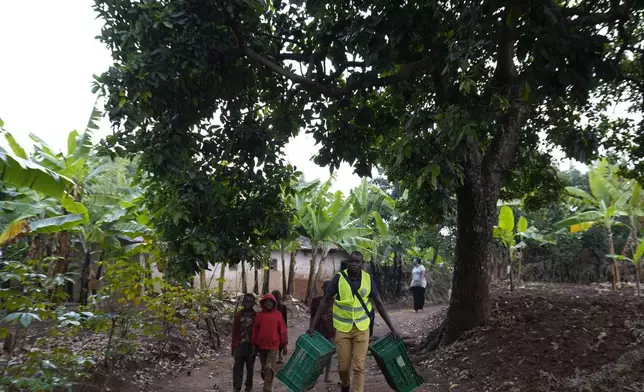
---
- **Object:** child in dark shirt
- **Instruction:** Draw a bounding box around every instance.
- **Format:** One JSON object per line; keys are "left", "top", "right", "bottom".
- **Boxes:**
{"left": 231, "top": 294, "right": 257, "bottom": 392}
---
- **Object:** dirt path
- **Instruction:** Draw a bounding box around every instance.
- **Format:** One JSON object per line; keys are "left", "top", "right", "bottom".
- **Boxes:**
{"left": 149, "top": 306, "right": 441, "bottom": 392}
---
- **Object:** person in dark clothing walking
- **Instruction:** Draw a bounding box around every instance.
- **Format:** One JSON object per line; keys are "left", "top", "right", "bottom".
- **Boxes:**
{"left": 271, "top": 290, "right": 288, "bottom": 363}
{"left": 231, "top": 294, "right": 257, "bottom": 392}
{"left": 310, "top": 280, "right": 335, "bottom": 382}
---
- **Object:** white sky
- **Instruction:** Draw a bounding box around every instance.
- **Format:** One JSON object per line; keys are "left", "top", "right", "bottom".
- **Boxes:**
{"left": 0, "top": 1, "right": 361, "bottom": 191}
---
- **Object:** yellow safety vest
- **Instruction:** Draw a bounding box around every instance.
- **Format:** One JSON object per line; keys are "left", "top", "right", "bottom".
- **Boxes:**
{"left": 332, "top": 270, "right": 373, "bottom": 333}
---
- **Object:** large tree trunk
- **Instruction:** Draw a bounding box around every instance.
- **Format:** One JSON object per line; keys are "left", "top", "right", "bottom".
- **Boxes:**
{"left": 304, "top": 249, "right": 318, "bottom": 304}
{"left": 440, "top": 169, "right": 498, "bottom": 345}
{"left": 253, "top": 264, "right": 259, "bottom": 295}
{"left": 200, "top": 269, "right": 207, "bottom": 290}
{"left": 241, "top": 260, "right": 248, "bottom": 293}
{"left": 280, "top": 247, "right": 287, "bottom": 296}
{"left": 262, "top": 266, "right": 270, "bottom": 295}
{"left": 287, "top": 251, "right": 296, "bottom": 298}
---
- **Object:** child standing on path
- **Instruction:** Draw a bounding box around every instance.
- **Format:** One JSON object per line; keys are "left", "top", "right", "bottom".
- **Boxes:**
{"left": 271, "top": 290, "right": 288, "bottom": 364}
{"left": 231, "top": 294, "right": 257, "bottom": 392}
{"left": 252, "top": 293, "right": 288, "bottom": 392}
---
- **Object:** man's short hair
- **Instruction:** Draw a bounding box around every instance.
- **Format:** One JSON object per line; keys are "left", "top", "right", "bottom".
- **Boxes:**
{"left": 349, "top": 251, "right": 364, "bottom": 260}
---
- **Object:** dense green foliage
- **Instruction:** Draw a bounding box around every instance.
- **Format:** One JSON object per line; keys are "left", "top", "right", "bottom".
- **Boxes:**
{"left": 93, "top": 0, "right": 643, "bottom": 343}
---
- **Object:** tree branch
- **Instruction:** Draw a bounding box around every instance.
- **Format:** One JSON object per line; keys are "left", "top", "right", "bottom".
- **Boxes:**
{"left": 244, "top": 47, "right": 433, "bottom": 98}
{"left": 483, "top": 8, "right": 523, "bottom": 183}
{"left": 274, "top": 53, "right": 364, "bottom": 69}
{"left": 244, "top": 47, "right": 349, "bottom": 97}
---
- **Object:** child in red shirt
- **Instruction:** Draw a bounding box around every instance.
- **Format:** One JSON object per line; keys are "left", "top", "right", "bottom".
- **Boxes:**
{"left": 252, "top": 293, "right": 288, "bottom": 392}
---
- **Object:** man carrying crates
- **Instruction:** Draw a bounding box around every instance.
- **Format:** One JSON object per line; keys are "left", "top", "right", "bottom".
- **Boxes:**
{"left": 308, "top": 251, "right": 400, "bottom": 392}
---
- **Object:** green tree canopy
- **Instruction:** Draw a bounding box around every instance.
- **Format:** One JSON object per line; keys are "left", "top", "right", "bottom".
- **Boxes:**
{"left": 94, "top": 0, "right": 643, "bottom": 342}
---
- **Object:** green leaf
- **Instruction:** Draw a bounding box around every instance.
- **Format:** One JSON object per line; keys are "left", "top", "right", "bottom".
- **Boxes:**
{"left": 86, "top": 226, "right": 105, "bottom": 243}
{"left": 67, "top": 130, "right": 79, "bottom": 156}
{"left": 20, "top": 313, "right": 41, "bottom": 328}
{"left": 588, "top": 159, "right": 621, "bottom": 207}
{"left": 517, "top": 216, "right": 528, "bottom": 234}
{"left": 554, "top": 210, "right": 604, "bottom": 230}
{"left": 521, "top": 82, "right": 531, "bottom": 101}
{"left": 61, "top": 196, "right": 89, "bottom": 223}
{"left": 498, "top": 206, "right": 515, "bottom": 232}
{"left": 634, "top": 239, "right": 644, "bottom": 265}
{"left": 0, "top": 148, "right": 73, "bottom": 198}
{"left": 373, "top": 212, "right": 388, "bottom": 237}
{"left": 28, "top": 133, "right": 56, "bottom": 156}
{"left": 30, "top": 214, "right": 85, "bottom": 234}
{"left": 630, "top": 183, "right": 642, "bottom": 208}
{"left": 136, "top": 213, "right": 151, "bottom": 225}
{"left": 2, "top": 313, "right": 21, "bottom": 323}
{"left": 113, "top": 221, "right": 150, "bottom": 236}
{"left": 565, "top": 187, "right": 596, "bottom": 206}
{"left": 85, "top": 103, "right": 101, "bottom": 133}
{"left": 4, "top": 132, "right": 27, "bottom": 159}
{"left": 73, "top": 132, "right": 93, "bottom": 161}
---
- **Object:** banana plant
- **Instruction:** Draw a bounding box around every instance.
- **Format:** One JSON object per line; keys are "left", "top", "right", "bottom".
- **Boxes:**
{"left": 608, "top": 238, "right": 644, "bottom": 296}
{"left": 555, "top": 159, "right": 633, "bottom": 290}
{"left": 0, "top": 125, "right": 74, "bottom": 199}
{"left": 495, "top": 206, "right": 553, "bottom": 290}
{"left": 350, "top": 179, "right": 396, "bottom": 222}
{"left": 0, "top": 187, "right": 86, "bottom": 247}
{"left": 297, "top": 183, "right": 371, "bottom": 303}
{"left": 621, "top": 182, "right": 644, "bottom": 257}
{"left": 30, "top": 105, "right": 108, "bottom": 198}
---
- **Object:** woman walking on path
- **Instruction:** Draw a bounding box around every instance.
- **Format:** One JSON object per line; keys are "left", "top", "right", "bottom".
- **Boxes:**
{"left": 410, "top": 258, "right": 427, "bottom": 312}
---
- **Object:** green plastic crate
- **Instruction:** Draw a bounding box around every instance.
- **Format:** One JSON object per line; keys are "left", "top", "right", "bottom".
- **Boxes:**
{"left": 369, "top": 333, "right": 424, "bottom": 392}
{"left": 276, "top": 331, "right": 335, "bottom": 392}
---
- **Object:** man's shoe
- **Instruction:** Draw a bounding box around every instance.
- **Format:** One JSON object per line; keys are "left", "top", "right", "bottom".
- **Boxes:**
{"left": 341, "top": 386, "right": 350, "bottom": 392}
